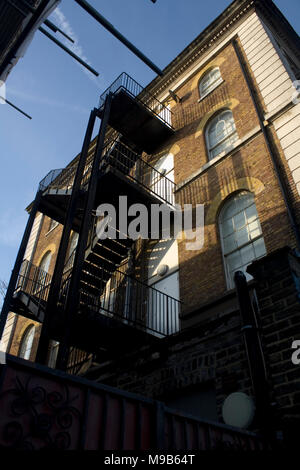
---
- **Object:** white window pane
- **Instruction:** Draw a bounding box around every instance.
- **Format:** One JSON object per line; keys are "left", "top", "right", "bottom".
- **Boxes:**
{"left": 210, "top": 132, "right": 238, "bottom": 159}
{"left": 240, "top": 244, "right": 255, "bottom": 265}
{"left": 227, "top": 251, "right": 242, "bottom": 272}
{"left": 219, "top": 192, "right": 266, "bottom": 290}
{"left": 224, "top": 233, "right": 236, "bottom": 253}
{"left": 222, "top": 218, "right": 234, "bottom": 237}
{"left": 245, "top": 204, "right": 258, "bottom": 223}
{"left": 211, "top": 68, "right": 221, "bottom": 80}
{"left": 249, "top": 220, "right": 262, "bottom": 239}
{"left": 200, "top": 68, "right": 222, "bottom": 97}
{"left": 233, "top": 211, "right": 246, "bottom": 230}
{"left": 253, "top": 238, "right": 267, "bottom": 258}
{"left": 223, "top": 202, "right": 237, "bottom": 220}
{"left": 236, "top": 226, "right": 250, "bottom": 247}
{"left": 20, "top": 326, "right": 35, "bottom": 360}
{"left": 215, "top": 120, "right": 226, "bottom": 139}
{"left": 40, "top": 252, "right": 51, "bottom": 273}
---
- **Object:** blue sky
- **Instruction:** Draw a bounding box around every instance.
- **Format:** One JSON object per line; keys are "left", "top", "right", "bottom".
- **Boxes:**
{"left": 0, "top": 0, "right": 299, "bottom": 289}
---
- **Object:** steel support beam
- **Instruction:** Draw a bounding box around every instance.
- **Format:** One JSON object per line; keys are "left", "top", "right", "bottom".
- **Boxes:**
{"left": 44, "top": 19, "right": 75, "bottom": 43}
{"left": 39, "top": 27, "right": 99, "bottom": 77}
{"left": 56, "top": 94, "right": 113, "bottom": 371}
{"left": 74, "top": 0, "right": 163, "bottom": 76}
{"left": 36, "top": 108, "right": 98, "bottom": 365}
{"left": 0, "top": 95, "right": 32, "bottom": 120}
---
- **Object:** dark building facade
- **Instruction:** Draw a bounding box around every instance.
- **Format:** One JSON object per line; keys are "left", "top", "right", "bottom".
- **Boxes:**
{"left": 1, "top": 0, "right": 300, "bottom": 447}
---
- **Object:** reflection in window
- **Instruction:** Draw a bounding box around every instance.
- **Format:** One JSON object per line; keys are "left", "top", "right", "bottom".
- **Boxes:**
{"left": 219, "top": 191, "right": 266, "bottom": 289}
{"left": 199, "top": 67, "right": 222, "bottom": 99}
{"left": 19, "top": 325, "right": 35, "bottom": 360}
{"left": 206, "top": 110, "right": 238, "bottom": 160}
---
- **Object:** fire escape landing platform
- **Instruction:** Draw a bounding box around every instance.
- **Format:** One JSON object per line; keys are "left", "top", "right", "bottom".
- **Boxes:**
{"left": 98, "top": 73, "right": 174, "bottom": 154}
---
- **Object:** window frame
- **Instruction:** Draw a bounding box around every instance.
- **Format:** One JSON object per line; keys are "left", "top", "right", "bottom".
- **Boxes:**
{"left": 218, "top": 191, "right": 266, "bottom": 290}
{"left": 205, "top": 109, "right": 239, "bottom": 161}
{"left": 199, "top": 67, "right": 223, "bottom": 100}
{"left": 47, "top": 218, "right": 59, "bottom": 234}
{"left": 19, "top": 324, "right": 35, "bottom": 360}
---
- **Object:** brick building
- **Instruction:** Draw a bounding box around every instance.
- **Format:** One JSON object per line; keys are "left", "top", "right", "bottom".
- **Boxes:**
{"left": 1, "top": 0, "right": 300, "bottom": 445}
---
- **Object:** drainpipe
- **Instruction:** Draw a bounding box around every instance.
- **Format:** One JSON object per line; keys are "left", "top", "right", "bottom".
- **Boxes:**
{"left": 232, "top": 39, "right": 300, "bottom": 249}
{"left": 234, "top": 271, "right": 273, "bottom": 439}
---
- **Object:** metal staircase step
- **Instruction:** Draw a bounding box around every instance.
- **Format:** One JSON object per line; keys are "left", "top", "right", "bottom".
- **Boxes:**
{"left": 92, "top": 242, "right": 124, "bottom": 266}
{"left": 79, "top": 279, "right": 101, "bottom": 297}
{"left": 81, "top": 269, "right": 108, "bottom": 291}
{"left": 96, "top": 238, "right": 131, "bottom": 258}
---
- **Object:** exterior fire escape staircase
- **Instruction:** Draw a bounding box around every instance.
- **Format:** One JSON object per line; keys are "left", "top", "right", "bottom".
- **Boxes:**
{"left": 6, "top": 72, "right": 179, "bottom": 371}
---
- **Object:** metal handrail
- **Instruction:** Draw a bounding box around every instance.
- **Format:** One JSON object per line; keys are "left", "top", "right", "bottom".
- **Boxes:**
{"left": 100, "top": 139, "right": 176, "bottom": 206}
{"left": 38, "top": 129, "right": 121, "bottom": 194}
{"left": 39, "top": 165, "right": 76, "bottom": 193}
{"left": 79, "top": 261, "right": 181, "bottom": 337}
{"left": 15, "top": 260, "right": 52, "bottom": 305}
{"left": 39, "top": 139, "right": 175, "bottom": 206}
{"left": 98, "top": 72, "right": 173, "bottom": 129}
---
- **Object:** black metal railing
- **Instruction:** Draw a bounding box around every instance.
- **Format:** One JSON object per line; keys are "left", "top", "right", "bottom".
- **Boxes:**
{"left": 39, "top": 165, "right": 76, "bottom": 194}
{"left": 67, "top": 347, "right": 92, "bottom": 376}
{"left": 87, "top": 214, "right": 131, "bottom": 253}
{"left": 101, "top": 139, "right": 176, "bottom": 206}
{"left": 98, "top": 72, "right": 173, "bottom": 128}
{"left": 39, "top": 139, "right": 175, "bottom": 206}
{"left": 79, "top": 264, "right": 181, "bottom": 337}
{"left": 15, "top": 260, "right": 52, "bottom": 306}
{"left": 38, "top": 128, "right": 120, "bottom": 195}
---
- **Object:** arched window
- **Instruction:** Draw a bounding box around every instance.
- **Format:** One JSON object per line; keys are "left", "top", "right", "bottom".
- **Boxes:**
{"left": 36, "top": 251, "right": 52, "bottom": 293}
{"left": 206, "top": 110, "right": 238, "bottom": 160}
{"left": 39, "top": 251, "right": 52, "bottom": 273}
{"left": 19, "top": 325, "right": 35, "bottom": 360}
{"left": 219, "top": 191, "right": 266, "bottom": 289}
{"left": 199, "top": 67, "right": 222, "bottom": 99}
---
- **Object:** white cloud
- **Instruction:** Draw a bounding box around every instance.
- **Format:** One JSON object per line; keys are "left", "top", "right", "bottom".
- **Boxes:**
{"left": 50, "top": 6, "right": 102, "bottom": 86}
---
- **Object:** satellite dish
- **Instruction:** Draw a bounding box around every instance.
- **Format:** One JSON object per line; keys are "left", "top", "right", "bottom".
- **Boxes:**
{"left": 169, "top": 89, "right": 181, "bottom": 103}
{"left": 222, "top": 392, "right": 255, "bottom": 429}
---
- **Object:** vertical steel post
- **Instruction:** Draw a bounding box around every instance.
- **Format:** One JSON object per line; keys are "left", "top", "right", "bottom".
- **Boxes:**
{"left": 36, "top": 109, "right": 98, "bottom": 365}
{"left": 56, "top": 93, "right": 113, "bottom": 371}
{"left": 0, "top": 190, "right": 42, "bottom": 340}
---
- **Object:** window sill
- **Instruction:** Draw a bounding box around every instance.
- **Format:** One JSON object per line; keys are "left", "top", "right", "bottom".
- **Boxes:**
{"left": 45, "top": 224, "right": 59, "bottom": 237}
{"left": 175, "top": 125, "right": 261, "bottom": 193}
